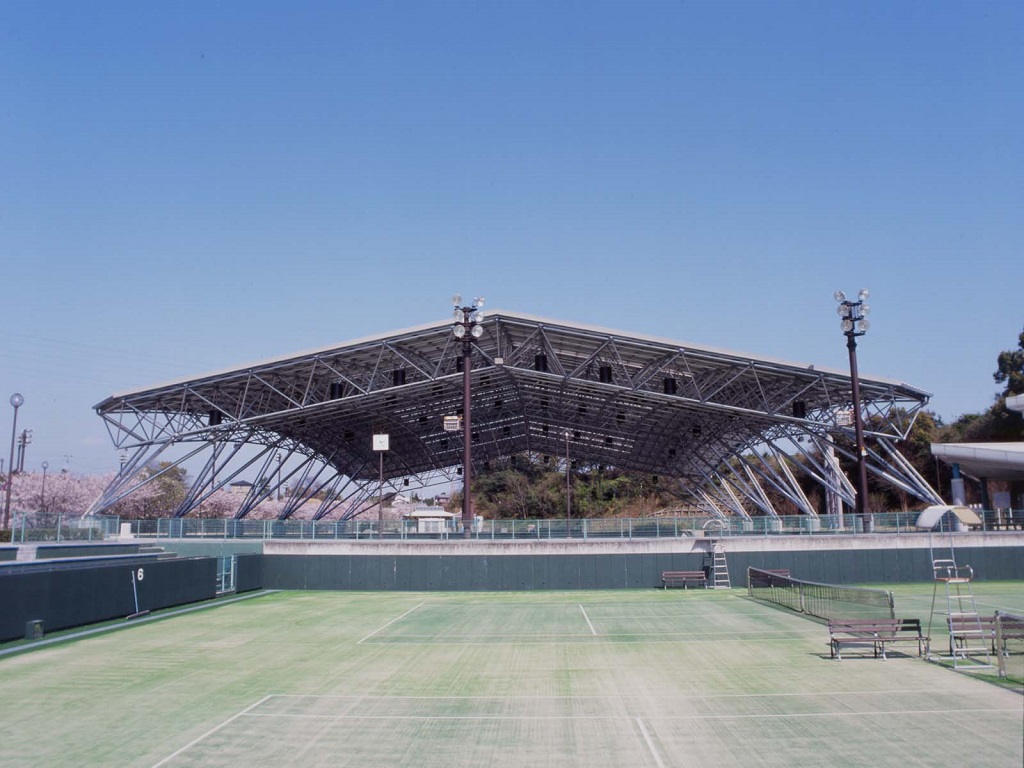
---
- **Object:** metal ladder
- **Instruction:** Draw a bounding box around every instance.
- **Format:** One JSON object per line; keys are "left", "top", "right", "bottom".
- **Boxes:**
{"left": 710, "top": 540, "right": 731, "bottom": 589}
{"left": 928, "top": 559, "right": 992, "bottom": 670}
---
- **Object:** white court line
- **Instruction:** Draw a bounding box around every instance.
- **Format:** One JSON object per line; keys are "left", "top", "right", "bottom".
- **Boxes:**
{"left": 579, "top": 604, "right": 598, "bottom": 635}
{"left": 152, "top": 695, "right": 274, "bottom": 768}
{"left": 589, "top": 618, "right": 794, "bottom": 622}
{"left": 357, "top": 601, "right": 425, "bottom": 644}
{"left": 344, "top": 637, "right": 825, "bottom": 647}
{"left": 264, "top": 688, "right": 972, "bottom": 700}
{"left": 363, "top": 629, "right": 820, "bottom": 639}
{"left": 234, "top": 707, "right": 1021, "bottom": 722}
{"left": 635, "top": 718, "right": 667, "bottom": 768}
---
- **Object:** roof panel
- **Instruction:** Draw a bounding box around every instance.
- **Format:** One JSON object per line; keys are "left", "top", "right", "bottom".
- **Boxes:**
{"left": 95, "top": 311, "right": 932, "bottom": 484}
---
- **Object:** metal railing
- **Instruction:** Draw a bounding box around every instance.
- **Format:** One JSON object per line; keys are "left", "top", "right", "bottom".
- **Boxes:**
{"left": 2, "top": 513, "right": 119, "bottom": 544}
{"left": 4, "top": 510, "right": 1022, "bottom": 544}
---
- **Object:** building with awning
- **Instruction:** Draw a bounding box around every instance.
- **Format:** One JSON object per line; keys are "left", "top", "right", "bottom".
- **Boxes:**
{"left": 931, "top": 394, "right": 1024, "bottom": 511}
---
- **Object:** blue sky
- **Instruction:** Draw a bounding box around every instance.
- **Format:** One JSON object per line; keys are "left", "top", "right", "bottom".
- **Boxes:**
{"left": 2, "top": 1, "right": 1021, "bottom": 474}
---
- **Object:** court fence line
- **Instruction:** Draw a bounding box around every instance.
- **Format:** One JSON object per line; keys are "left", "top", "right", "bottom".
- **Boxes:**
{"left": 3, "top": 509, "right": 1021, "bottom": 544}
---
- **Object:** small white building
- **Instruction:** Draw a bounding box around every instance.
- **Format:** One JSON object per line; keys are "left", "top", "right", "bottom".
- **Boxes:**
{"left": 405, "top": 507, "right": 456, "bottom": 534}
{"left": 229, "top": 481, "right": 254, "bottom": 497}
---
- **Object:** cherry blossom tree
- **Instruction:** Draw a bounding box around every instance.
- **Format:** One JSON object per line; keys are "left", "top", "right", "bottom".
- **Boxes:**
{"left": 0, "top": 470, "right": 392, "bottom": 529}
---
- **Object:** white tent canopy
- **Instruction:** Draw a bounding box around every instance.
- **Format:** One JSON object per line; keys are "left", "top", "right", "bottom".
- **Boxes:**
{"left": 915, "top": 505, "right": 983, "bottom": 530}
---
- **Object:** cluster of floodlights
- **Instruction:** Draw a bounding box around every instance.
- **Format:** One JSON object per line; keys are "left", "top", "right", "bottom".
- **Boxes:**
{"left": 452, "top": 295, "right": 486, "bottom": 339}
{"left": 834, "top": 289, "right": 870, "bottom": 336}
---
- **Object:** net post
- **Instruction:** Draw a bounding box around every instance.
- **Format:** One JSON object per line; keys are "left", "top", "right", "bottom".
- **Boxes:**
{"left": 996, "top": 611, "right": 1007, "bottom": 679}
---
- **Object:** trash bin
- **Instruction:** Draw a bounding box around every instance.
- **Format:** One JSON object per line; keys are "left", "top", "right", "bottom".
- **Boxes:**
{"left": 25, "top": 620, "right": 43, "bottom": 640}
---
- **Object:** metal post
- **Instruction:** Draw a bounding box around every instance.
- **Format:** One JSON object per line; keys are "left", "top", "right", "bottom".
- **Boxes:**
{"left": 40, "top": 461, "right": 48, "bottom": 518}
{"left": 565, "top": 430, "right": 572, "bottom": 537}
{"left": 835, "top": 290, "right": 871, "bottom": 524}
{"left": 451, "top": 295, "right": 485, "bottom": 539}
{"left": 847, "top": 333, "right": 869, "bottom": 519}
{"left": 16, "top": 429, "right": 31, "bottom": 473}
{"left": 4, "top": 394, "right": 24, "bottom": 531}
{"left": 462, "top": 337, "right": 473, "bottom": 538}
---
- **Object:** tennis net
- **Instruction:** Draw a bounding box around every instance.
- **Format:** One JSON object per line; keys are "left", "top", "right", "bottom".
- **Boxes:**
{"left": 747, "top": 567, "right": 894, "bottom": 621}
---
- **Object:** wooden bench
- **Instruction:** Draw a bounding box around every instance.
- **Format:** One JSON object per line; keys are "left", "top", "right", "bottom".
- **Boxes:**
{"left": 661, "top": 570, "right": 707, "bottom": 589}
{"left": 948, "top": 614, "right": 1024, "bottom": 656}
{"left": 827, "top": 618, "right": 928, "bottom": 660}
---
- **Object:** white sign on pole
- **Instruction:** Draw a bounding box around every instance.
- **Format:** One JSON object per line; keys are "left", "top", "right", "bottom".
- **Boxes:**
{"left": 372, "top": 434, "right": 390, "bottom": 451}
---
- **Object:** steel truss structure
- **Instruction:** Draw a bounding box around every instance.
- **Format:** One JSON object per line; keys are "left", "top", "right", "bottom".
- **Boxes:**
{"left": 91, "top": 311, "right": 942, "bottom": 520}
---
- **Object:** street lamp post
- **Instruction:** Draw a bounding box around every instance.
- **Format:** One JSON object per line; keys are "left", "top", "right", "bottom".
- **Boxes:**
{"left": 452, "top": 295, "right": 485, "bottom": 539}
{"left": 40, "top": 461, "right": 49, "bottom": 517}
{"left": 4, "top": 393, "right": 24, "bottom": 531}
{"left": 834, "top": 290, "right": 871, "bottom": 522}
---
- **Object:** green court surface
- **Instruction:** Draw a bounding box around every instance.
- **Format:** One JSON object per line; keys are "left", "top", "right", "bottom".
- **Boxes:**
{"left": 1, "top": 584, "right": 1022, "bottom": 767}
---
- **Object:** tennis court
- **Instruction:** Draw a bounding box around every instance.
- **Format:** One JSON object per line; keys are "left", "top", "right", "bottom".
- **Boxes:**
{"left": 1, "top": 584, "right": 1021, "bottom": 767}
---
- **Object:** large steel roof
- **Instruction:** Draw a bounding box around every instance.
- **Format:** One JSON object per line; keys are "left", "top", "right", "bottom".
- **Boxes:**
{"left": 93, "top": 311, "right": 940, "bottom": 519}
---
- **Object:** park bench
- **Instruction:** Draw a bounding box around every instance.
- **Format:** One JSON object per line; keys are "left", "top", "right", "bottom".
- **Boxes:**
{"left": 661, "top": 570, "right": 707, "bottom": 589}
{"left": 827, "top": 618, "right": 928, "bottom": 660}
{"left": 948, "top": 614, "right": 1024, "bottom": 656}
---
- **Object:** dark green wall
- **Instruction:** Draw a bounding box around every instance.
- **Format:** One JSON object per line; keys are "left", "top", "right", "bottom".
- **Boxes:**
{"left": 0, "top": 557, "right": 217, "bottom": 642}
{"left": 235, "top": 553, "right": 263, "bottom": 593}
{"left": 730, "top": 547, "right": 1021, "bottom": 585}
{"left": 2, "top": 546, "right": 1019, "bottom": 642}
{"left": 261, "top": 547, "right": 1024, "bottom": 591}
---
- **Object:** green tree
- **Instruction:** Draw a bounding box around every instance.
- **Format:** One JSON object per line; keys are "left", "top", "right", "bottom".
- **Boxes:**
{"left": 940, "top": 327, "right": 1024, "bottom": 445}
{"left": 994, "top": 326, "right": 1024, "bottom": 397}
{"left": 133, "top": 462, "right": 189, "bottom": 518}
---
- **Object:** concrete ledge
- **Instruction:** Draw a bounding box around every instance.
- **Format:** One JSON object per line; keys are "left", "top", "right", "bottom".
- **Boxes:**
{"left": 261, "top": 531, "right": 1024, "bottom": 557}
{"left": 264, "top": 537, "right": 705, "bottom": 556}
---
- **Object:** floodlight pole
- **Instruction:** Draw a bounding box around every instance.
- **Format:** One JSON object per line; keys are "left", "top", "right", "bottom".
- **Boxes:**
{"left": 846, "top": 333, "right": 870, "bottom": 518}
{"left": 462, "top": 337, "right": 473, "bottom": 537}
{"left": 565, "top": 430, "right": 572, "bottom": 536}
{"left": 835, "top": 291, "right": 871, "bottom": 521}
{"left": 452, "top": 296, "right": 485, "bottom": 539}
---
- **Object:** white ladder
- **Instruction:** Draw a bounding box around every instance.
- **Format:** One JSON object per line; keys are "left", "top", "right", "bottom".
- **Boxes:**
{"left": 710, "top": 541, "right": 731, "bottom": 589}
{"left": 928, "top": 559, "right": 992, "bottom": 670}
